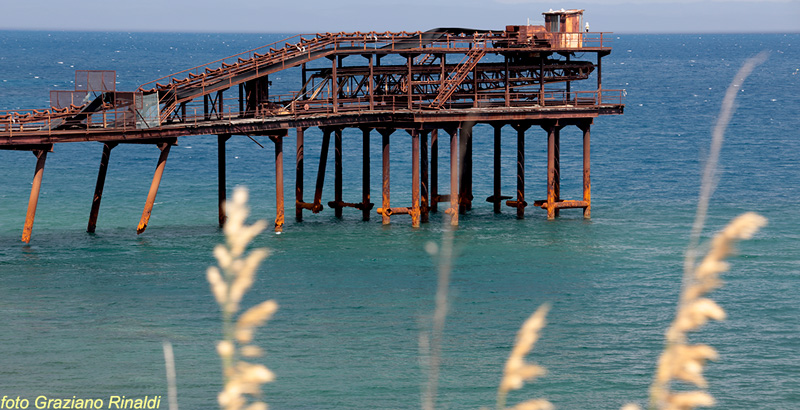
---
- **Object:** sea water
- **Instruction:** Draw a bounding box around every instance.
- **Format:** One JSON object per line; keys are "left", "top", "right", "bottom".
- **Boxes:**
{"left": 0, "top": 32, "right": 798, "bottom": 409}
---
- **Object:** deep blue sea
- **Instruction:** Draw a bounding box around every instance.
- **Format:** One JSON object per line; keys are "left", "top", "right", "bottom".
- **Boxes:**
{"left": 1, "top": 32, "right": 798, "bottom": 410}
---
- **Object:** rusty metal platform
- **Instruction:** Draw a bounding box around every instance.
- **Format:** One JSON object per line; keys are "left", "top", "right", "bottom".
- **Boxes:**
{"left": 1, "top": 9, "right": 624, "bottom": 242}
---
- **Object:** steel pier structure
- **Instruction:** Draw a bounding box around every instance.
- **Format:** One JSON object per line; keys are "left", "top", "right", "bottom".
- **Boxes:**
{"left": 1, "top": 9, "right": 623, "bottom": 242}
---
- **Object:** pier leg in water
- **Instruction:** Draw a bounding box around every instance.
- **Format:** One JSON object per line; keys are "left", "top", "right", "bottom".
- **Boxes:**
{"left": 458, "top": 123, "right": 473, "bottom": 214}
{"left": 430, "top": 129, "right": 439, "bottom": 214}
{"left": 447, "top": 126, "right": 459, "bottom": 226}
{"left": 361, "top": 127, "right": 371, "bottom": 221}
{"left": 543, "top": 122, "right": 563, "bottom": 220}
{"left": 313, "top": 127, "right": 332, "bottom": 213}
{"left": 87, "top": 142, "right": 117, "bottom": 233}
{"left": 378, "top": 128, "right": 394, "bottom": 225}
{"left": 411, "top": 129, "right": 421, "bottom": 228}
{"left": 512, "top": 122, "right": 530, "bottom": 219}
{"left": 137, "top": 139, "right": 174, "bottom": 235}
{"left": 271, "top": 134, "right": 285, "bottom": 232}
{"left": 492, "top": 124, "right": 502, "bottom": 213}
{"left": 296, "top": 127, "right": 305, "bottom": 221}
{"left": 21, "top": 146, "right": 51, "bottom": 243}
{"left": 217, "top": 135, "right": 230, "bottom": 228}
{"left": 421, "top": 130, "right": 429, "bottom": 223}
{"left": 580, "top": 121, "right": 592, "bottom": 218}
{"left": 334, "top": 128, "right": 343, "bottom": 218}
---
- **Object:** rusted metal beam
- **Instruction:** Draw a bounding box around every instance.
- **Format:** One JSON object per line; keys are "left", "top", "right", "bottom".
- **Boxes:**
{"left": 361, "top": 127, "right": 372, "bottom": 221}
{"left": 579, "top": 120, "right": 592, "bottom": 218}
{"left": 87, "top": 142, "right": 117, "bottom": 233}
{"left": 491, "top": 124, "right": 503, "bottom": 213}
{"left": 21, "top": 147, "right": 51, "bottom": 243}
{"left": 510, "top": 122, "right": 530, "bottom": 219}
{"left": 271, "top": 135, "right": 285, "bottom": 232}
{"left": 218, "top": 135, "right": 230, "bottom": 228}
{"left": 420, "top": 130, "right": 429, "bottom": 223}
{"left": 411, "top": 128, "right": 421, "bottom": 228}
{"left": 333, "top": 128, "right": 343, "bottom": 218}
{"left": 458, "top": 122, "right": 473, "bottom": 214}
{"left": 378, "top": 128, "right": 394, "bottom": 225}
{"left": 137, "top": 139, "right": 175, "bottom": 235}
{"left": 446, "top": 126, "right": 458, "bottom": 226}
{"left": 331, "top": 56, "right": 338, "bottom": 113}
{"left": 430, "top": 129, "right": 439, "bottom": 214}
{"left": 542, "top": 122, "right": 563, "bottom": 220}
{"left": 295, "top": 127, "right": 305, "bottom": 221}
{"left": 312, "top": 127, "right": 332, "bottom": 213}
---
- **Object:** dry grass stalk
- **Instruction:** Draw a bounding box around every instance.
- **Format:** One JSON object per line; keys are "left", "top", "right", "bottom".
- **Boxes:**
{"left": 650, "top": 212, "right": 766, "bottom": 410}
{"left": 421, "top": 229, "right": 454, "bottom": 410}
{"left": 645, "top": 52, "right": 769, "bottom": 410}
{"left": 208, "top": 187, "right": 277, "bottom": 410}
{"left": 496, "top": 304, "right": 552, "bottom": 410}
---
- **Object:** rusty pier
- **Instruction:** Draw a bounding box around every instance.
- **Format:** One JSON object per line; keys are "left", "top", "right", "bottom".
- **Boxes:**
{"left": 1, "top": 9, "right": 623, "bottom": 242}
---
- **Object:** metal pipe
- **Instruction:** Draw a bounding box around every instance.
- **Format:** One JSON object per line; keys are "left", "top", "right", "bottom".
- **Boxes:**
{"left": 448, "top": 127, "right": 458, "bottom": 226}
{"left": 334, "top": 128, "right": 343, "bottom": 218}
{"left": 331, "top": 57, "right": 338, "bottom": 113}
{"left": 381, "top": 128, "right": 393, "bottom": 225}
{"left": 273, "top": 135, "right": 284, "bottom": 232}
{"left": 87, "top": 142, "right": 117, "bottom": 233}
{"left": 296, "top": 127, "right": 305, "bottom": 221}
{"left": 420, "top": 130, "right": 429, "bottom": 223}
{"left": 137, "top": 141, "right": 173, "bottom": 234}
{"left": 581, "top": 122, "right": 591, "bottom": 218}
{"left": 554, "top": 125, "right": 561, "bottom": 218}
{"left": 362, "top": 127, "right": 371, "bottom": 221}
{"left": 546, "top": 124, "right": 556, "bottom": 220}
{"left": 493, "top": 124, "right": 502, "bottom": 213}
{"left": 516, "top": 124, "right": 525, "bottom": 219}
{"left": 217, "top": 135, "right": 229, "bottom": 228}
{"left": 21, "top": 148, "right": 49, "bottom": 243}
{"left": 411, "top": 129, "right": 420, "bottom": 228}
{"left": 430, "top": 129, "right": 439, "bottom": 213}
{"left": 313, "top": 128, "right": 331, "bottom": 212}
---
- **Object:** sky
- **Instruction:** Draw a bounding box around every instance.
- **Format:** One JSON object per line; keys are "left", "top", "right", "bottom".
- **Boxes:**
{"left": 1, "top": 0, "right": 799, "bottom": 33}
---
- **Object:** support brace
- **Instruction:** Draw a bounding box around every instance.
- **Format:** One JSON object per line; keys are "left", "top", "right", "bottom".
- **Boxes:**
{"left": 137, "top": 139, "right": 175, "bottom": 235}
{"left": 87, "top": 142, "right": 118, "bottom": 233}
{"left": 21, "top": 146, "right": 52, "bottom": 243}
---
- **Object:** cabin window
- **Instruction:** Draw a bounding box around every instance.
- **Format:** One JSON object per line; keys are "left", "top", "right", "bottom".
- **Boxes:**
{"left": 547, "top": 18, "right": 559, "bottom": 33}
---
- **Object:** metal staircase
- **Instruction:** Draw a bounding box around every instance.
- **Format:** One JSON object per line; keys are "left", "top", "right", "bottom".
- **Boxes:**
{"left": 429, "top": 36, "right": 487, "bottom": 109}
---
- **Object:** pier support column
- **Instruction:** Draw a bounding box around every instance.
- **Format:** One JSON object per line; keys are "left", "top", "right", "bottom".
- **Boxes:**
{"left": 296, "top": 127, "right": 305, "bottom": 221}
{"left": 334, "top": 128, "right": 343, "bottom": 218}
{"left": 492, "top": 124, "right": 503, "bottom": 213}
{"left": 361, "top": 127, "right": 372, "bottom": 221}
{"left": 447, "top": 126, "right": 459, "bottom": 226}
{"left": 313, "top": 127, "right": 332, "bottom": 213}
{"left": 511, "top": 123, "right": 530, "bottom": 219}
{"left": 217, "top": 135, "right": 230, "bottom": 228}
{"left": 543, "top": 122, "right": 563, "bottom": 220}
{"left": 87, "top": 142, "right": 117, "bottom": 233}
{"left": 137, "top": 139, "right": 175, "bottom": 235}
{"left": 271, "top": 134, "right": 285, "bottom": 232}
{"left": 21, "top": 147, "right": 51, "bottom": 243}
{"left": 420, "top": 130, "right": 429, "bottom": 224}
{"left": 411, "top": 129, "right": 421, "bottom": 228}
{"left": 378, "top": 128, "right": 394, "bottom": 225}
{"left": 579, "top": 121, "right": 592, "bottom": 219}
{"left": 458, "top": 123, "right": 473, "bottom": 214}
{"left": 430, "top": 129, "right": 439, "bottom": 214}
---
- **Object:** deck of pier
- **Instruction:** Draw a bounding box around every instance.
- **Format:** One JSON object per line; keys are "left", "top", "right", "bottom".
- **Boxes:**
{"left": 1, "top": 15, "right": 624, "bottom": 242}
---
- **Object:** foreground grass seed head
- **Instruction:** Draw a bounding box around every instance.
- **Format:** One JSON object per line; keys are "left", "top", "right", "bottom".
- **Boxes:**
{"left": 208, "top": 187, "right": 277, "bottom": 410}
{"left": 650, "top": 212, "right": 767, "bottom": 410}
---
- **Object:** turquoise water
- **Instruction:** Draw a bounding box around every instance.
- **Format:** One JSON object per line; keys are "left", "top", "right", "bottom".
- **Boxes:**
{"left": 1, "top": 32, "right": 799, "bottom": 409}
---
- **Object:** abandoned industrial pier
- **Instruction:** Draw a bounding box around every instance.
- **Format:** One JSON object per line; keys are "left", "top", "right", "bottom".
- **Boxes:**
{"left": 1, "top": 9, "right": 624, "bottom": 242}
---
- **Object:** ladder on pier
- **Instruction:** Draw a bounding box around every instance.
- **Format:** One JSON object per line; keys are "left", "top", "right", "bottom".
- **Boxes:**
{"left": 429, "top": 36, "right": 487, "bottom": 109}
